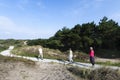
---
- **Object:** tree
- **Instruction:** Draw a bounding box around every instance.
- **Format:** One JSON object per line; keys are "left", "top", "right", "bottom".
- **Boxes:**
{"left": 80, "top": 22, "right": 96, "bottom": 50}
{"left": 98, "top": 16, "right": 119, "bottom": 49}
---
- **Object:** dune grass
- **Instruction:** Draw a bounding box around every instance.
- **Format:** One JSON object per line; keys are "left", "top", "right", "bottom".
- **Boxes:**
{"left": 11, "top": 46, "right": 67, "bottom": 60}
{"left": 96, "top": 61, "right": 120, "bottom": 67}
{"left": 68, "top": 66, "right": 120, "bottom": 80}
{"left": 0, "top": 54, "right": 35, "bottom": 66}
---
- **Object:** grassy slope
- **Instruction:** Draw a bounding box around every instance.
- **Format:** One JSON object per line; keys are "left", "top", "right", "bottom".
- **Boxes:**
{"left": 0, "top": 54, "right": 35, "bottom": 66}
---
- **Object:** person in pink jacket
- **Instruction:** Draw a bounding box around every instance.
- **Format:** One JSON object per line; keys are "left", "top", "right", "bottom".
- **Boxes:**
{"left": 89, "top": 47, "right": 95, "bottom": 66}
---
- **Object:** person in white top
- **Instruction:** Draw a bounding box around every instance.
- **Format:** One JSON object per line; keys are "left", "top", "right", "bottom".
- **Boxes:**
{"left": 38, "top": 47, "right": 43, "bottom": 60}
{"left": 69, "top": 48, "right": 73, "bottom": 63}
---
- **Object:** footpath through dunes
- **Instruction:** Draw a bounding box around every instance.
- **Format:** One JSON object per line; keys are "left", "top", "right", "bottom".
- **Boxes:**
{"left": 0, "top": 46, "right": 120, "bottom": 70}
{"left": 0, "top": 46, "right": 120, "bottom": 80}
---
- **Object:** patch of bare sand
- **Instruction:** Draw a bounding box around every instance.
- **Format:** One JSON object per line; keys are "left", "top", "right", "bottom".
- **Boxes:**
{"left": 0, "top": 61, "right": 80, "bottom": 80}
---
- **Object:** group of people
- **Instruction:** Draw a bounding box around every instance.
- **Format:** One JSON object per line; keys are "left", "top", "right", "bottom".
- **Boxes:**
{"left": 68, "top": 47, "right": 95, "bottom": 66}
{"left": 38, "top": 46, "right": 95, "bottom": 66}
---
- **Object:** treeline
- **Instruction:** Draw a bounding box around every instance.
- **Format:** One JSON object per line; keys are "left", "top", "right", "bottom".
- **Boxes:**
{"left": 28, "top": 17, "right": 120, "bottom": 52}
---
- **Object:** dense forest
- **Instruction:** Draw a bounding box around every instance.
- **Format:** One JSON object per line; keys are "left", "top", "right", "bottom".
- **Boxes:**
{"left": 28, "top": 17, "right": 120, "bottom": 52}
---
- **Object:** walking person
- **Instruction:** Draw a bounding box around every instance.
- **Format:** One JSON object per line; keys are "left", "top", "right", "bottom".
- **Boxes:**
{"left": 38, "top": 47, "right": 43, "bottom": 60}
{"left": 69, "top": 48, "right": 73, "bottom": 63}
{"left": 89, "top": 47, "right": 95, "bottom": 67}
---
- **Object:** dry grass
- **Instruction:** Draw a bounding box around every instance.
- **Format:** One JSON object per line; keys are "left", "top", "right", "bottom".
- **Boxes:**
{"left": 67, "top": 66, "right": 90, "bottom": 80}
{"left": 0, "top": 54, "right": 35, "bottom": 66}
{"left": 12, "top": 46, "right": 67, "bottom": 60}
{"left": 68, "top": 66, "right": 120, "bottom": 80}
{"left": 89, "top": 68, "right": 120, "bottom": 80}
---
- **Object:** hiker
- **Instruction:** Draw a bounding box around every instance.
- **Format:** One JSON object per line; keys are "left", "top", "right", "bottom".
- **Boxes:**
{"left": 89, "top": 47, "right": 95, "bottom": 66}
{"left": 69, "top": 48, "right": 73, "bottom": 63}
{"left": 38, "top": 47, "right": 43, "bottom": 60}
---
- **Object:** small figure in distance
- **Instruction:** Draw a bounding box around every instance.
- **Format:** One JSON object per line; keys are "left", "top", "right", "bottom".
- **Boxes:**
{"left": 89, "top": 47, "right": 95, "bottom": 67}
{"left": 69, "top": 48, "right": 73, "bottom": 63}
{"left": 38, "top": 47, "right": 43, "bottom": 60}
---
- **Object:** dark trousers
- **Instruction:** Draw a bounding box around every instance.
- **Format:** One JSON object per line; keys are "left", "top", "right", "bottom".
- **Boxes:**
{"left": 90, "top": 56, "right": 95, "bottom": 66}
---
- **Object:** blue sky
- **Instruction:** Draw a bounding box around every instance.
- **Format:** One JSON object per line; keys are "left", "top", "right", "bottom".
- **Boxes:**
{"left": 0, "top": 0, "right": 120, "bottom": 39}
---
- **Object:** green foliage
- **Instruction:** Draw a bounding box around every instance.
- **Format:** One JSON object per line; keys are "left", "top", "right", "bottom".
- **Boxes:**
{"left": 98, "top": 16, "right": 119, "bottom": 49}
{"left": 0, "top": 39, "right": 27, "bottom": 49}
{"left": 95, "top": 49, "right": 120, "bottom": 58}
{"left": 27, "top": 39, "right": 48, "bottom": 47}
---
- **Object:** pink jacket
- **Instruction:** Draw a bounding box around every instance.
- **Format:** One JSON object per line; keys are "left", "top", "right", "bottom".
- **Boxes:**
{"left": 89, "top": 50, "right": 94, "bottom": 57}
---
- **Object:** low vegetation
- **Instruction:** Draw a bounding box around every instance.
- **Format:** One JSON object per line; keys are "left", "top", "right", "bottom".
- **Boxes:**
{"left": 11, "top": 46, "right": 67, "bottom": 60}
{"left": 68, "top": 66, "right": 120, "bottom": 80}
{"left": 0, "top": 54, "right": 35, "bottom": 66}
{"left": 96, "top": 61, "right": 120, "bottom": 67}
